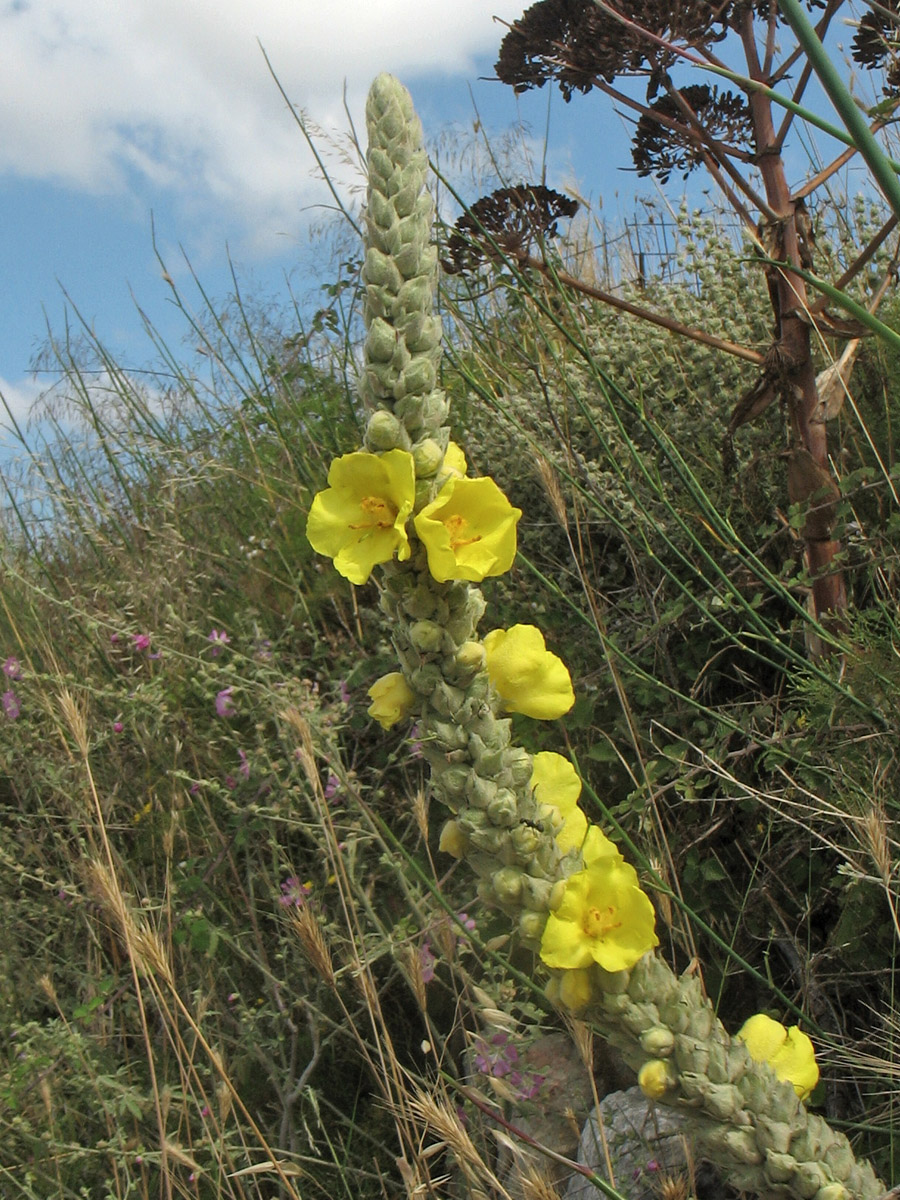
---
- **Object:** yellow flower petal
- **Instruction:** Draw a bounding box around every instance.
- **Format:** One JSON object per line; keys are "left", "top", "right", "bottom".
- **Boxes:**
{"left": 540, "top": 858, "right": 658, "bottom": 973}
{"left": 443, "top": 442, "right": 467, "bottom": 477}
{"left": 414, "top": 476, "right": 521, "bottom": 583}
{"left": 531, "top": 751, "right": 585, "bottom": 852}
{"left": 737, "top": 1014, "right": 819, "bottom": 1100}
{"left": 582, "top": 825, "right": 623, "bottom": 865}
{"left": 367, "top": 672, "right": 416, "bottom": 729}
{"left": 306, "top": 450, "right": 416, "bottom": 585}
{"left": 483, "top": 625, "right": 574, "bottom": 720}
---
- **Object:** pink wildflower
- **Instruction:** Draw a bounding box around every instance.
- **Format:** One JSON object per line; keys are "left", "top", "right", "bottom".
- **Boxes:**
{"left": 323, "top": 772, "right": 340, "bottom": 801}
{"left": 339, "top": 679, "right": 351, "bottom": 704}
{"left": 279, "top": 877, "right": 312, "bottom": 908}
{"left": 215, "top": 687, "right": 235, "bottom": 718}
{"left": 133, "top": 633, "right": 151, "bottom": 652}
{"left": 208, "top": 629, "right": 230, "bottom": 656}
{"left": 113, "top": 721, "right": 124, "bottom": 733}
{"left": 419, "top": 939, "right": 436, "bottom": 984}
{"left": 238, "top": 749, "right": 250, "bottom": 779}
{"left": 3, "top": 656, "right": 22, "bottom": 680}
{"left": 2, "top": 690, "right": 20, "bottom": 721}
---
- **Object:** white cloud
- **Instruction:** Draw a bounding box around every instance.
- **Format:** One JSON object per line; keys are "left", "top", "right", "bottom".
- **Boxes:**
{"left": 0, "top": 1, "right": 521, "bottom": 253}
{"left": 0, "top": 374, "right": 43, "bottom": 434}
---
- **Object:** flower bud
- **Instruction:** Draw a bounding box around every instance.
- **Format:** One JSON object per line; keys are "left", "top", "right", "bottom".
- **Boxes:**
{"left": 638, "top": 1059, "right": 676, "bottom": 1100}
{"left": 640, "top": 1026, "right": 675, "bottom": 1057}
{"left": 412, "top": 437, "right": 445, "bottom": 477}
{"left": 486, "top": 789, "right": 517, "bottom": 827}
{"left": 456, "top": 640, "right": 486, "bottom": 674}
{"left": 365, "top": 409, "right": 407, "bottom": 451}
{"left": 518, "top": 909, "right": 547, "bottom": 943}
{"left": 439, "top": 820, "right": 467, "bottom": 859}
{"left": 492, "top": 867, "right": 523, "bottom": 905}
{"left": 409, "top": 619, "right": 446, "bottom": 654}
{"left": 511, "top": 823, "right": 541, "bottom": 857}
{"left": 558, "top": 968, "right": 593, "bottom": 1012}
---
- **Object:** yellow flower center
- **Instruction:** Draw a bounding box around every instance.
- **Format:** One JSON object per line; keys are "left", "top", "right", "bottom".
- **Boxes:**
{"left": 444, "top": 512, "right": 481, "bottom": 550}
{"left": 583, "top": 905, "right": 621, "bottom": 941}
{"left": 351, "top": 495, "right": 397, "bottom": 532}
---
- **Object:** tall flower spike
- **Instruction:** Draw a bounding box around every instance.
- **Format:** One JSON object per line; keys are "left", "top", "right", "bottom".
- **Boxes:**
{"left": 351, "top": 76, "right": 882, "bottom": 1200}
{"left": 361, "top": 74, "right": 447, "bottom": 450}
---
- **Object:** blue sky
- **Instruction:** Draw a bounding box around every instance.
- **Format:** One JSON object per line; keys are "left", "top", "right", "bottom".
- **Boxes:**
{"left": 0, "top": 0, "right": 658, "bottom": 451}
{"left": 0, "top": 0, "right": 865, "bottom": 454}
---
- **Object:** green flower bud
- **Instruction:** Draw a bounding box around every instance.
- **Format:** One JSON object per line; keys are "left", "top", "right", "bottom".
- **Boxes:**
{"left": 492, "top": 866, "right": 523, "bottom": 905}
{"left": 518, "top": 909, "right": 547, "bottom": 944}
{"left": 465, "top": 773, "right": 498, "bottom": 810}
{"left": 366, "top": 317, "right": 397, "bottom": 363}
{"left": 486, "top": 789, "right": 517, "bottom": 827}
{"left": 511, "top": 823, "right": 541, "bottom": 857}
{"left": 520, "top": 875, "right": 556, "bottom": 911}
{"left": 764, "top": 1153, "right": 797, "bottom": 1185}
{"left": 640, "top": 1026, "right": 676, "bottom": 1057}
{"left": 409, "top": 619, "right": 446, "bottom": 654}
{"left": 365, "top": 409, "right": 407, "bottom": 451}
{"left": 410, "top": 663, "right": 442, "bottom": 695}
{"left": 413, "top": 438, "right": 445, "bottom": 477}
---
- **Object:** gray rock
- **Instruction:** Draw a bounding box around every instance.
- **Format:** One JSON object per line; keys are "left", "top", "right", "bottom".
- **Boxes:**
{"left": 565, "top": 1088, "right": 695, "bottom": 1200}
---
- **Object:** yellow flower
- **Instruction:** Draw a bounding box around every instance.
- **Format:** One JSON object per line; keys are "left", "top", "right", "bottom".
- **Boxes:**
{"left": 540, "top": 857, "right": 658, "bottom": 973}
{"left": 367, "top": 672, "right": 416, "bottom": 729}
{"left": 737, "top": 1014, "right": 819, "bottom": 1100}
{"left": 306, "top": 450, "right": 416, "bottom": 585}
{"left": 414, "top": 476, "right": 521, "bottom": 583}
{"left": 483, "top": 625, "right": 574, "bottom": 720}
{"left": 531, "top": 751, "right": 586, "bottom": 854}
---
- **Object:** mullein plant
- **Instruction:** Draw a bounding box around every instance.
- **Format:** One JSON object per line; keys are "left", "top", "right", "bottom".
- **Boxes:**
{"left": 306, "top": 74, "right": 880, "bottom": 1200}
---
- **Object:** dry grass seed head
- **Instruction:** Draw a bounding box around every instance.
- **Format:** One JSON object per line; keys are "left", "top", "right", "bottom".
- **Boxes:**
{"left": 59, "top": 686, "right": 90, "bottom": 757}
{"left": 534, "top": 454, "right": 568, "bottom": 531}
{"left": 292, "top": 906, "right": 336, "bottom": 989}
{"left": 85, "top": 858, "right": 173, "bottom": 985}
{"left": 408, "top": 1089, "right": 508, "bottom": 1196}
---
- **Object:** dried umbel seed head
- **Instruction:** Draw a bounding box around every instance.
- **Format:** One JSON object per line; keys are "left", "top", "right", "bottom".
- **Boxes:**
{"left": 495, "top": 0, "right": 728, "bottom": 98}
{"left": 442, "top": 185, "right": 578, "bottom": 275}
{"left": 632, "top": 85, "right": 753, "bottom": 183}
{"left": 852, "top": 0, "right": 900, "bottom": 95}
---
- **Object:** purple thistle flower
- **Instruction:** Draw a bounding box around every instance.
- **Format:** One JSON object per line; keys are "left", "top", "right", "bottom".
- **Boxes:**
{"left": 215, "top": 687, "right": 235, "bottom": 718}
{"left": 2, "top": 690, "right": 20, "bottom": 721}
{"left": 3, "top": 656, "right": 22, "bottom": 680}
{"left": 113, "top": 721, "right": 124, "bottom": 733}
{"left": 132, "top": 633, "right": 151, "bottom": 652}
